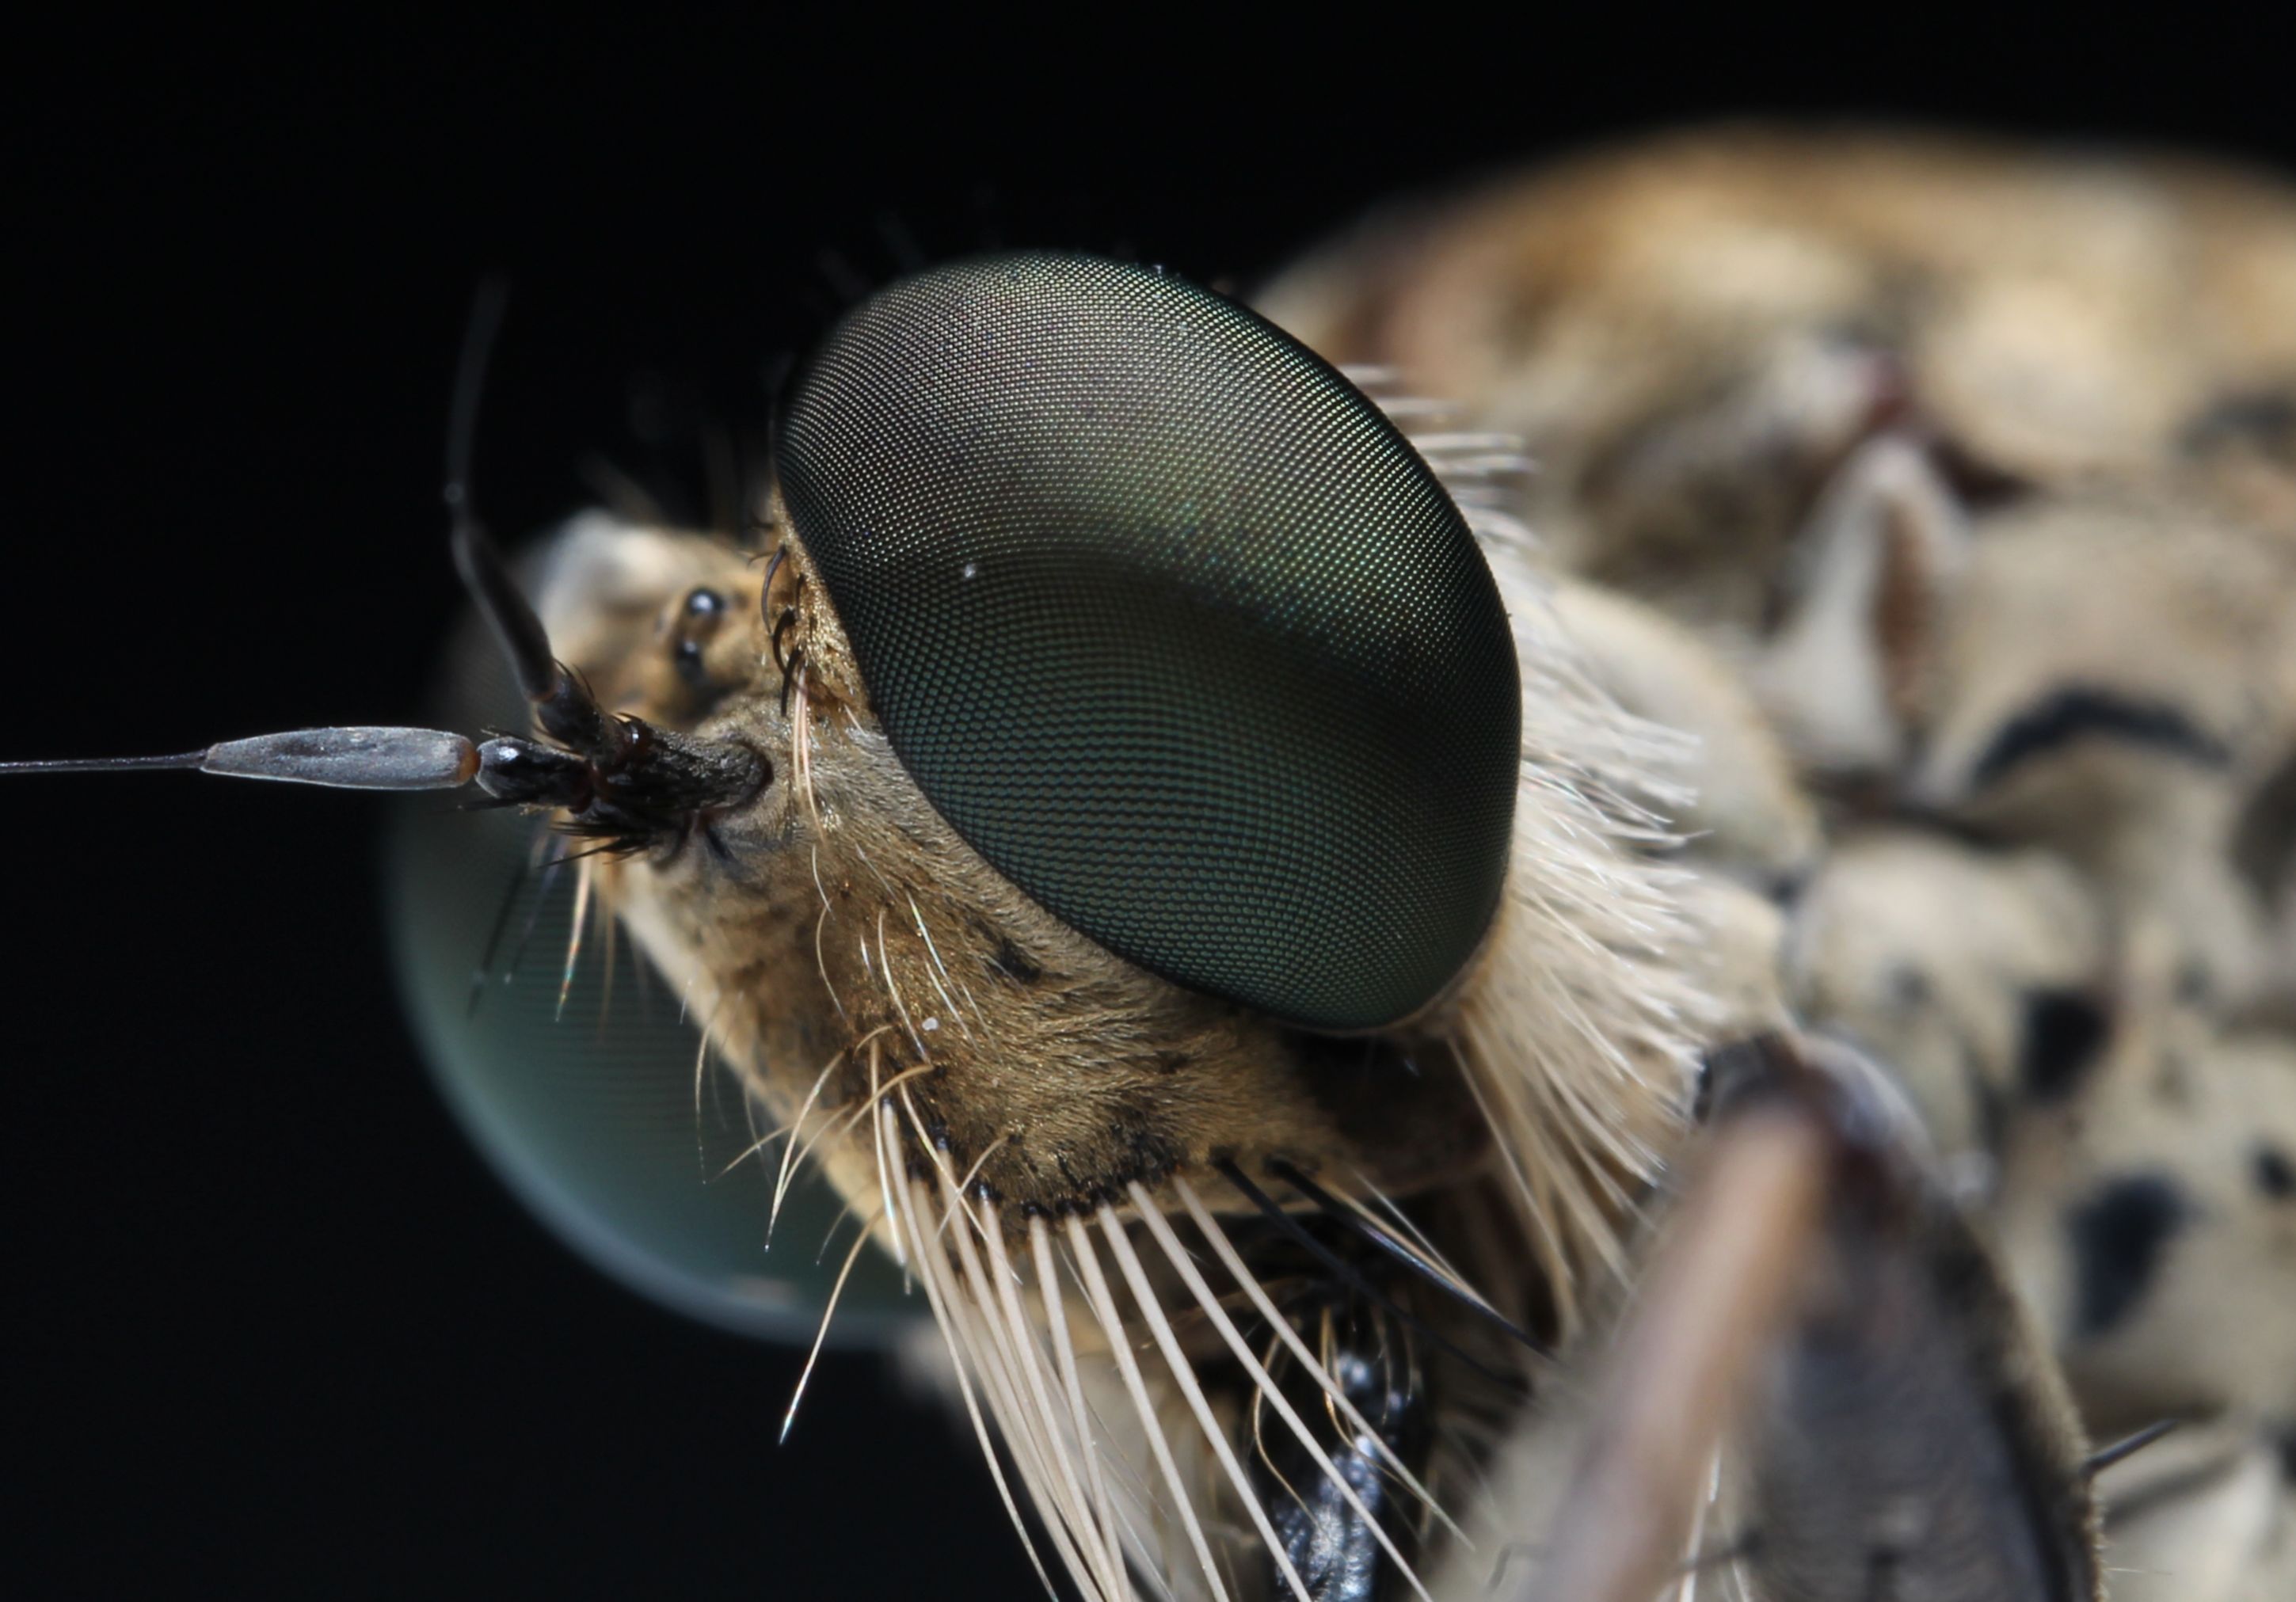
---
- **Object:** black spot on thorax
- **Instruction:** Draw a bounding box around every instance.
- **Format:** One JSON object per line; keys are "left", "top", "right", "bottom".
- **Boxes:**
{"left": 2184, "top": 388, "right": 2296, "bottom": 457}
{"left": 2254, "top": 1143, "right": 2295, "bottom": 1201}
{"left": 2067, "top": 1174, "right": 2189, "bottom": 1339}
{"left": 2020, "top": 989, "right": 2111, "bottom": 1103}
{"left": 1970, "top": 687, "right": 2233, "bottom": 792}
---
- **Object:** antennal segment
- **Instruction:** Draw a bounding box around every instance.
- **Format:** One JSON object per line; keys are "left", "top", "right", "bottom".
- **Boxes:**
{"left": 2, "top": 727, "right": 479, "bottom": 790}
{"left": 451, "top": 518, "right": 614, "bottom": 755}
{"left": 0, "top": 751, "right": 211, "bottom": 775}
{"left": 202, "top": 727, "right": 480, "bottom": 789}
{"left": 5, "top": 283, "right": 774, "bottom": 839}
{"left": 439, "top": 279, "right": 615, "bottom": 758}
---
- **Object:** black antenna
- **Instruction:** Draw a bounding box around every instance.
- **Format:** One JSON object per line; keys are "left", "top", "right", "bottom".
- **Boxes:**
{"left": 443, "top": 276, "right": 554, "bottom": 706}
{"left": 4, "top": 276, "right": 766, "bottom": 828}
{"left": 440, "top": 279, "right": 615, "bottom": 758}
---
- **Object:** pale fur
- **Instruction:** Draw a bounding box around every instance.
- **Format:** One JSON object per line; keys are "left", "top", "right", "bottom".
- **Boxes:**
{"left": 1544, "top": 578, "right": 1822, "bottom": 889}
{"left": 1259, "top": 125, "right": 2296, "bottom": 633}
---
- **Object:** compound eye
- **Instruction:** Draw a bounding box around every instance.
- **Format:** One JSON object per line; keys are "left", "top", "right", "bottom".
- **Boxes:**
{"left": 775, "top": 253, "right": 1521, "bottom": 1030}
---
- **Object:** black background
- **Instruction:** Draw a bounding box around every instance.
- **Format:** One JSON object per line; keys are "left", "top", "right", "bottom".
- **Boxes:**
{"left": 9, "top": 12, "right": 2294, "bottom": 1600}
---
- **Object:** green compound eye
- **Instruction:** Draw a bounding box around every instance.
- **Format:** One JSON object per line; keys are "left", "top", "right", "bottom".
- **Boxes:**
{"left": 774, "top": 253, "right": 1520, "bottom": 1031}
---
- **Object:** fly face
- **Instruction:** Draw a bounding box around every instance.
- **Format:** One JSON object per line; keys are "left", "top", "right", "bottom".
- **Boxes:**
{"left": 542, "top": 256, "right": 1529, "bottom": 1234}
{"left": 5, "top": 245, "right": 1710, "bottom": 1602}
{"left": 424, "top": 253, "right": 1708, "bottom": 1601}
{"left": 531, "top": 508, "right": 1494, "bottom": 1238}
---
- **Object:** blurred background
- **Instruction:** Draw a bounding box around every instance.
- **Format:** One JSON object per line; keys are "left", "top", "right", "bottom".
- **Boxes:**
{"left": 8, "top": 12, "right": 2294, "bottom": 1598}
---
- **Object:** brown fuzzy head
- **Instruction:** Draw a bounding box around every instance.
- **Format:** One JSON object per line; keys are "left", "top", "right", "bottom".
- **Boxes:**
{"left": 532, "top": 498, "right": 1694, "bottom": 1263}
{"left": 524, "top": 257, "right": 1698, "bottom": 1274}
{"left": 489, "top": 257, "right": 1710, "bottom": 1602}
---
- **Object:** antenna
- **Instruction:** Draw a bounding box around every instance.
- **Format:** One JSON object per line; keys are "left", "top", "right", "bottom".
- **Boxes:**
{"left": 1, "top": 285, "right": 516, "bottom": 797}
{"left": 0, "top": 728, "right": 478, "bottom": 790}
{"left": 3, "top": 278, "right": 768, "bottom": 827}
{"left": 438, "top": 279, "right": 615, "bottom": 757}
{"left": 443, "top": 276, "right": 560, "bottom": 707}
